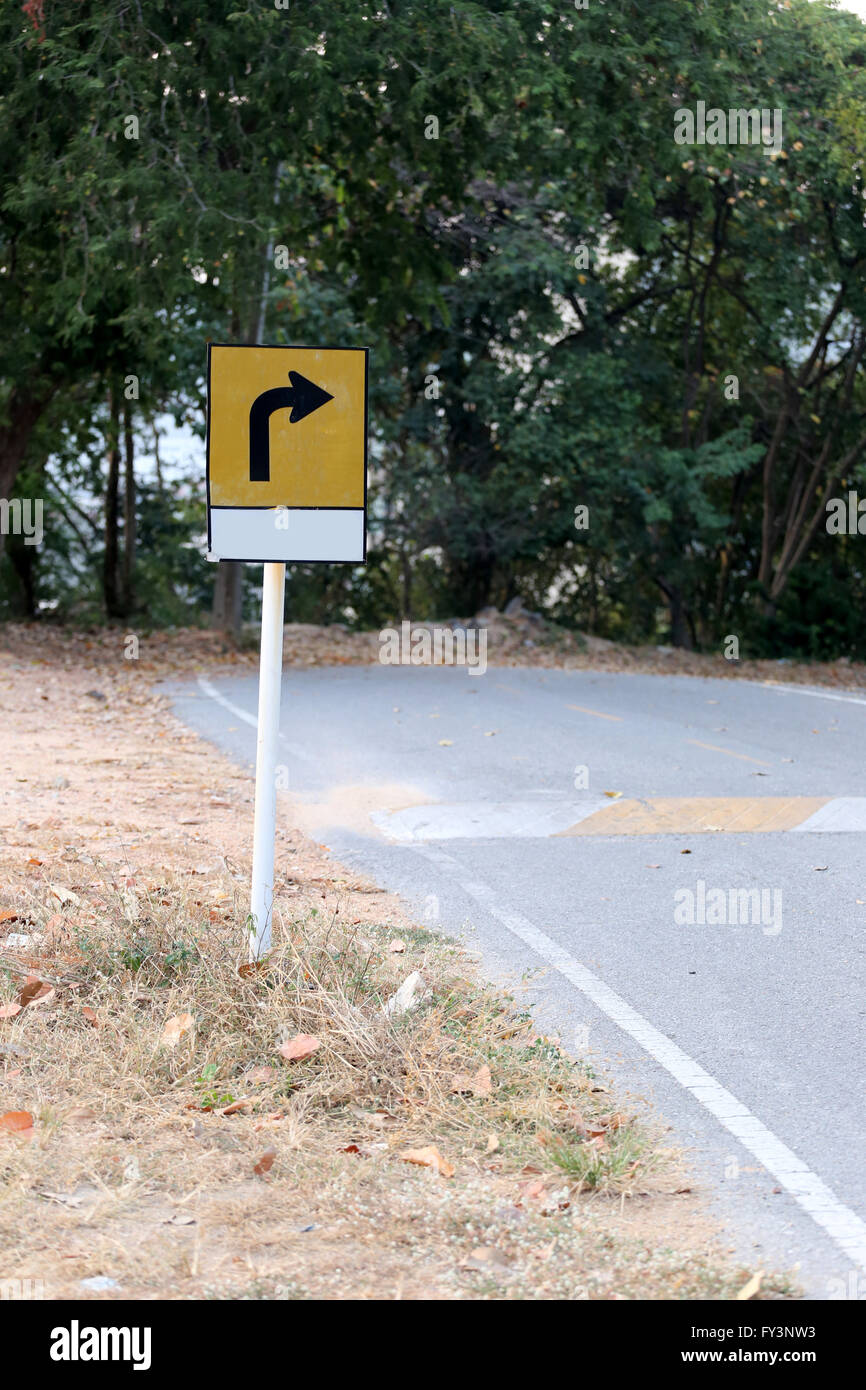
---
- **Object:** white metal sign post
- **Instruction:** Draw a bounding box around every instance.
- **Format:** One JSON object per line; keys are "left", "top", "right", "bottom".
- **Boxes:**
{"left": 249, "top": 560, "right": 286, "bottom": 959}
{"left": 205, "top": 343, "right": 368, "bottom": 961}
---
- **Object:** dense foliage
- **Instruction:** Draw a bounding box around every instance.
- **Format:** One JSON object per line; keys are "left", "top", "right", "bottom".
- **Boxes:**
{"left": 1, "top": 0, "right": 865, "bottom": 656}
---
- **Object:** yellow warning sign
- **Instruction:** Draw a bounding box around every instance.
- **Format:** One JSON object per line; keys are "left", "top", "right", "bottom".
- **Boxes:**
{"left": 206, "top": 343, "right": 368, "bottom": 563}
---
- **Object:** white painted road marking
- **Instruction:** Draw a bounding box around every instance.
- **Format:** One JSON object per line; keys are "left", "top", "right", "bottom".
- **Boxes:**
{"left": 197, "top": 676, "right": 315, "bottom": 768}
{"left": 765, "top": 682, "right": 866, "bottom": 708}
{"left": 371, "top": 799, "right": 609, "bottom": 841}
{"left": 372, "top": 796, "right": 866, "bottom": 840}
{"left": 794, "top": 798, "right": 866, "bottom": 833}
{"left": 412, "top": 842, "right": 866, "bottom": 1272}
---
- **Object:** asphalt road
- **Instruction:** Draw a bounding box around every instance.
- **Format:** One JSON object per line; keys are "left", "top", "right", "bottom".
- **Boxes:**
{"left": 167, "top": 664, "right": 866, "bottom": 1298}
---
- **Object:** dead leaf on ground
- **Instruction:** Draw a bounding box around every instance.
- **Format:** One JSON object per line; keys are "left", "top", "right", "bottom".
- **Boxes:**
{"left": 39, "top": 1187, "right": 96, "bottom": 1208}
{"left": 253, "top": 1148, "right": 276, "bottom": 1177}
{"left": 461, "top": 1246, "right": 512, "bottom": 1274}
{"left": 516, "top": 1178, "right": 547, "bottom": 1205}
{"left": 451, "top": 1062, "right": 493, "bottom": 1098}
{"left": 0, "top": 1002, "right": 22, "bottom": 1020}
{"left": 252, "top": 1111, "right": 287, "bottom": 1130}
{"left": 217, "top": 1097, "right": 253, "bottom": 1116}
{"left": 49, "top": 884, "right": 80, "bottom": 907}
{"left": 736, "top": 1270, "right": 764, "bottom": 1301}
{"left": 400, "top": 1145, "right": 455, "bottom": 1178}
{"left": 81, "top": 1006, "right": 99, "bottom": 1028}
{"left": 532, "top": 1241, "right": 557, "bottom": 1263}
{"left": 0, "top": 1110, "right": 34, "bottom": 1140}
{"left": 18, "top": 978, "right": 54, "bottom": 1009}
{"left": 564, "top": 1110, "right": 608, "bottom": 1139}
{"left": 603, "top": 1112, "right": 629, "bottom": 1131}
{"left": 279, "top": 1033, "right": 321, "bottom": 1063}
{"left": 245, "top": 1065, "right": 276, "bottom": 1084}
{"left": 160, "top": 1012, "right": 194, "bottom": 1048}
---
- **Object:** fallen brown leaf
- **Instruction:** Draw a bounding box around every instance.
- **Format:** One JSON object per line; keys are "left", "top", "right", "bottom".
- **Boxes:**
{"left": 18, "top": 976, "right": 50, "bottom": 1008}
{"left": 451, "top": 1062, "right": 493, "bottom": 1098}
{"left": 518, "top": 1179, "right": 547, "bottom": 1203}
{"left": 736, "top": 1270, "right": 764, "bottom": 1301}
{"left": 279, "top": 1033, "right": 320, "bottom": 1063}
{"left": 253, "top": 1148, "right": 276, "bottom": 1177}
{"left": 532, "top": 1241, "right": 557, "bottom": 1263}
{"left": 400, "top": 1145, "right": 455, "bottom": 1178}
{"left": 471, "top": 1063, "right": 492, "bottom": 1096}
{"left": 245, "top": 1065, "right": 276, "bottom": 1084}
{"left": 461, "top": 1246, "right": 512, "bottom": 1274}
{"left": 238, "top": 961, "right": 268, "bottom": 978}
{"left": 160, "top": 1012, "right": 194, "bottom": 1048}
{"left": 217, "top": 1097, "right": 253, "bottom": 1116}
{"left": 18, "top": 978, "right": 54, "bottom": 1009}
{"left": 0, "top": 1110, "right": 34, "bottom": 1138}
{"left": 49, "top": 884, "right": 80, "bottom": 907}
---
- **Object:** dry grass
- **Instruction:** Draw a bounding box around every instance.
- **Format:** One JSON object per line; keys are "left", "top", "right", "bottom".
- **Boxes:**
{"left": 1, "top": 869, "right": 654, "bottom": 1194}
{"left": 0, "top": 867, "right": 798, "bottom": 1301}
{"left": 1, "top": 615, "right": 865, "bottom": 691}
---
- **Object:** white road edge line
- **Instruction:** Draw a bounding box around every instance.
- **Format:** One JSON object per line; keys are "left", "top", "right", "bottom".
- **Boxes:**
{"left": 764, "top": 682, "right": 866, "bottom": 708}
{"left": 411, "top": 841, "right": 866, "bottom": 1273}
{"left": 196, "top": 676, "right": 316, "bottom": 767}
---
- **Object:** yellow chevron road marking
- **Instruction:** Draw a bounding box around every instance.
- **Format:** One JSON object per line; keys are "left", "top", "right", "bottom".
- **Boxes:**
{"left": 560, "top": 797, "right": 831, "bottom": 836}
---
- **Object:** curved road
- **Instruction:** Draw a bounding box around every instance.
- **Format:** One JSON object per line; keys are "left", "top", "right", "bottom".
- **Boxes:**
{"left": 167, "top": 665, "right": 866, "bottom": 1298}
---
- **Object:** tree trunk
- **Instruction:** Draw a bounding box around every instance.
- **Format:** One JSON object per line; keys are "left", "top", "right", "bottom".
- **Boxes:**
{"left": 656, "top": 577, "right": 693, "bottom": 650}
{"left": 6, "top": 532, "right": 37, "bottom": 617}
{"left": 451, "top": 555, "right": 493, "bottom": 616}
{"left": 104, "top": 387, "right": 123, "bottom": 620}
{"left": 122, "top": 399, "right": 136, "bottom": 616}
{"left": 0, "top": 387, "right": 53, "bottom": 503}
{"left": 400, "top": 545, "right": 412, "bottom": 620}
{"left": 212, "top": 561, "right": 243, "bottom": 637}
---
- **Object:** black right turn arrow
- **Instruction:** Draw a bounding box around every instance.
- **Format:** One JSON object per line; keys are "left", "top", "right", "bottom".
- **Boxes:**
{"left": 249, "top": 371, "right": 334, "bottom": 482}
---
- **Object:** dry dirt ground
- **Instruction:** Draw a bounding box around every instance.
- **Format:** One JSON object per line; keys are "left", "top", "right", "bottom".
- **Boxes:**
{"left": 0, "top": 621, "right": 805, "bottom": 1301}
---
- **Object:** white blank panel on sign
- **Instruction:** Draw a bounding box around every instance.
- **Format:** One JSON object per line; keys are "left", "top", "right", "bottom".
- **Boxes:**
{"left": 209, "top": 508, "right": 365, "bottom": 563}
